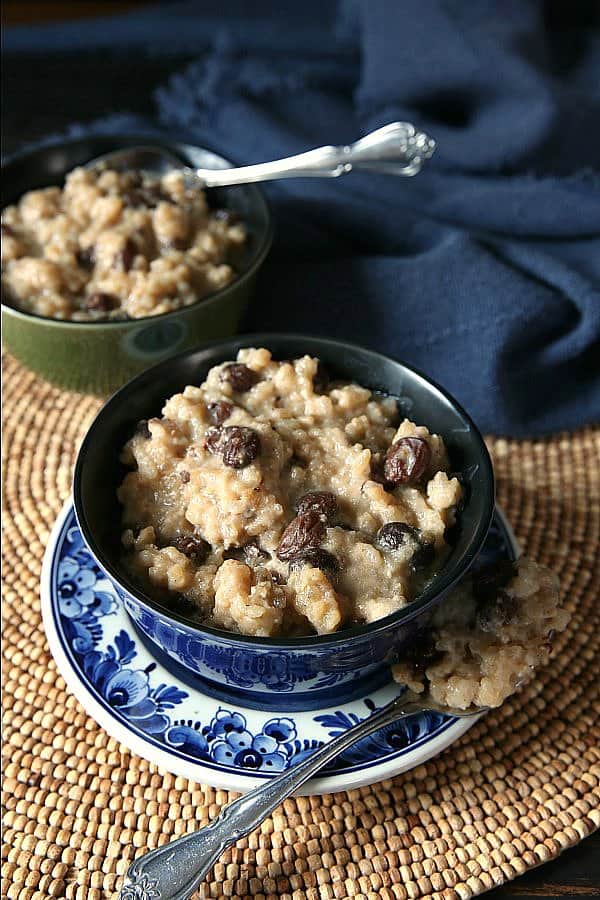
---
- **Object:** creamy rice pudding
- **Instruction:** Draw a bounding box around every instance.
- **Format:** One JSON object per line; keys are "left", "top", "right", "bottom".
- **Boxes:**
{"left": 1, "top": 166, "right": 246, "bottom": 320}
{"left": 118, "top": 348, "right": 463, "bottom": 637}
{"left": 392, "top": 557, "right": 569, "bottom": 708}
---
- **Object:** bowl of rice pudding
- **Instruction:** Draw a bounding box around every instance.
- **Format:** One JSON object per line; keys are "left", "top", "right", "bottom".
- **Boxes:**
{"left": 1, "top": 137, "right": 272, "bottom": 393}
{"left": 73, "top": 335, "right": 495, "bottom": 709}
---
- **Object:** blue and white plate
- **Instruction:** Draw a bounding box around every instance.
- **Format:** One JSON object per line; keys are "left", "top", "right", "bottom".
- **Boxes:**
{"left": 41, "top": 502, "right": 517, "bottom": 795}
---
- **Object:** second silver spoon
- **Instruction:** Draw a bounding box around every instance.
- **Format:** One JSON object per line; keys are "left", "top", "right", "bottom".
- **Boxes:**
{"left": 87, "top": 122, "right": 435, "bottom": 188}
{"left": 117, "top": 691, "right": 482, "bottom": 900}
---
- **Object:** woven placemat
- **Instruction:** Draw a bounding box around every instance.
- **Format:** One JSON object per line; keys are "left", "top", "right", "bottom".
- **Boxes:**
{"left": 2, "top": 353, "right": 599, "bottom": 900}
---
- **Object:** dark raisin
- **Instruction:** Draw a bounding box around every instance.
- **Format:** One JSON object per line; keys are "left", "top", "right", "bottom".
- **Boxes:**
{"left": 222, "top": 426, "right": 260, "bottom": 468}
{"left": 207, "top": 400, "right": 233, "bottom": 426}
{"left": 294, "top": 491, "right": 337, "bottom": 522}
{"left": 472, "top": 560, "right": 517, "bottom": 603}
{"left": 312, "top": 359, "right": 330, "bottom": 393}
{"left": 476, "top": 589, "right": 518, "bottom": 632}
{"left": 376, "top": 522, "right": 420, "bottom": 551}
{"left": 172, "top": 534, "right": 210, "bottom": 563}
{"left": 85, "top": 291, "right": 118, "bottom": 312}
{"left": 289, "top": 548, "right": 339, "bottom": 577}
{"left": 384, "top": 437, "right": 431, "bottom": 485}
{"left": 220, "top": 363, "right": 258, "bottom": 392}
{"left": 115, "top": 237, "right": 137, "bottom": 272}
{"left": 76, "top": 246, "right": 95, "bottom": 269}
{"left": 122, "top": 188, "right": 145, "bottom": 208}
{"left": 213, "top": 208, "right": 240, "bottom": 225}
{"left": 123, "top": 171, "right": 143, "bottom": 189}
{"left": 123, "top": 182, "right": 169, "bottom": 209}
{"left": 410, "top": 542, "right": 436, "bottom": 572}
{"left": 135, "top": 420, "right": 151, "bottom": 439}
{"left": 180, "top": 469, "right": 190, "bottom": 483}
{"left": 1, "top": 223, "right": 15, "bottom": 237}
{"left": 370, "top": 455, "right": 394, "bottom": 490}
{"left": 402, "top": 630, "right": 443, "bottom": 675}
{"left": 276, "top": 510, "right": 326, "bottom": 562}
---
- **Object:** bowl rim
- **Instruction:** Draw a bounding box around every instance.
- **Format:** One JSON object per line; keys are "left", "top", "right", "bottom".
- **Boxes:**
{"left": 74, "top": 333, "right": 496, "bottom": 648}
{"left": 0, "top": 135, "right": 273, "bottom": 328}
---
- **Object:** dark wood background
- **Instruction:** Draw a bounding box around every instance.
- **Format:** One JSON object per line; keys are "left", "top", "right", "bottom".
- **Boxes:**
{"left": 2, "top": 3, "right": 599, "bottom": 897}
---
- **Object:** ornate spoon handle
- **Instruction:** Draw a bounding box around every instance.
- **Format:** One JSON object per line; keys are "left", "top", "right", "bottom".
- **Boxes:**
{"left": 197, "top": 122, "right": 435, "bottom": 186}
{"left": 118, "top": 694, "right": 478, "bottom": 900}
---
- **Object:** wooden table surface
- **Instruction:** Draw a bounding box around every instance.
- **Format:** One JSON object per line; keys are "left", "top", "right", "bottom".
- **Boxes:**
{"left": 2, "top": 4, "right": 599, "bottom": 897}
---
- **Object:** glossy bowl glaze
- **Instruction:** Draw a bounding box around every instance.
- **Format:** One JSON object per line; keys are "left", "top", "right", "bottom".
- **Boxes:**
{"left": 74, "top": 335, "right": 495, "bottom": 710}
{"left": 1, "top": 136, "right": 272, "bottom": 394}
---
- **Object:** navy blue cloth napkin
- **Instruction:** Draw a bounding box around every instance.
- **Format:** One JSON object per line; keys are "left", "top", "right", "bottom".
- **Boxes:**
{"left": 5, "top": 0, "right": 600, "bottom": 435}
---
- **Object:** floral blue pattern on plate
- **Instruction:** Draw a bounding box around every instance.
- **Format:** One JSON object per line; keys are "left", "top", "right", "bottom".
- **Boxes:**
{"left": 41, "top": 502, "right": 517, "bottom": 794}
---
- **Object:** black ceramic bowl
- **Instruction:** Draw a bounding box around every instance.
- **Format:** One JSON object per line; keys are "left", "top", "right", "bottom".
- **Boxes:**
{"left": 1, "top": 136, "right": 272, "bottom": 394}
{"left": 74, "top": 335, "right": 495, "bottom": 710}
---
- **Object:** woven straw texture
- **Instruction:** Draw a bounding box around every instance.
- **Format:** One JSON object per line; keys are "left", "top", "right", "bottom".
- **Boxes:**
{"left": 2, "top": 353, "right": 599, "bottom": 900}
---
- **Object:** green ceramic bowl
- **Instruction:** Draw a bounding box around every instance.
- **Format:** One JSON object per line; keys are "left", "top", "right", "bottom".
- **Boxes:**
{"left": 1, "top": 136, "right": 272, "bottom": 394}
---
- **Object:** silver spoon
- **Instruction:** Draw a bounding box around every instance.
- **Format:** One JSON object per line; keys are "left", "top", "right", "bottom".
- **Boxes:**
{"left": 117, "top": 691, "right": 483, "bottom": 900}
{"left": 86, "top": 122, "right": 435, "bottom": 187}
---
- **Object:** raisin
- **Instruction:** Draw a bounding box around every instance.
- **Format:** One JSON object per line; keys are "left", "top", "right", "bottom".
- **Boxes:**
{"left": 289, "top": 548, "right": 339, "bottom": 577}
{"left": 370, "top": 455, "right": 394, "bottom": 490}
{"left": 221, "top": 426, "right": 260, "bottom": 468}
{"left": 205, "top": 426, "right": 260, "bottom": 468}
{"left": 122, "top": 171, "right": 143, "bottom": 189}
{"left": 122, "top": 188, "right": 145, "bottom": 208}
{"left": 403, "top": 630, "right": 443, "bottom": 675}
{"left": 180, "top": 469, "right": 190, "bottom": 483}
{"left": 115, "top": 237, "right": 137, "bottom": 272}
{"left": 476, "top": 589, "right": 518, "bottom": 632}
{"left": 76, "top": 246, "right": 95, "bottom": 269}
{"left": 472, "top": 560, "right": 517, "bottom": 603}
{"left": 294, "top": 491, "right": 337, "bottom": 522}
{"left": 135, "top": 419, "right": 151, "bottom": 439}
{"left": 214, "top": 208, "right": 240, "bottom": 224}
{"left": 1, "top": 223, "right": 15, "bottom": 237}
{"left": 410, "top": 542, "right": 436, "bottom": 572}
{"left": 172, "top": 534, "right": 210, "bottom": 563}
{"left": 220, "top": 363, "right": 258, "bottom": 392}
{"left": 85, "top": 291, "right": 118, "bottom": 312}
{"left": 276, "top": 510, "right": 326, "bottom": 561}
{"left": 312, "top": 359, "right": 330, "bottom": 393}
{"left": 207, "top": 400, "right": 233, "bottom": 426}
{"left": 376, "top": 522, "right": 419, "bottom": 551}
{"left": 121, "top": 188, "right": 149, "bottom": 209}
{"left": 384, "top": 437, "right": 431, "bottom": 485}
{"left": 123, "top": 181, "right": 170, "bottom": 209}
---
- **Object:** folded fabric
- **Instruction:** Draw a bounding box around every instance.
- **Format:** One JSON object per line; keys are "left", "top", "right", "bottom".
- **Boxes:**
{"left": 4, "top": 0, "right": 600, "bottom": 435}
